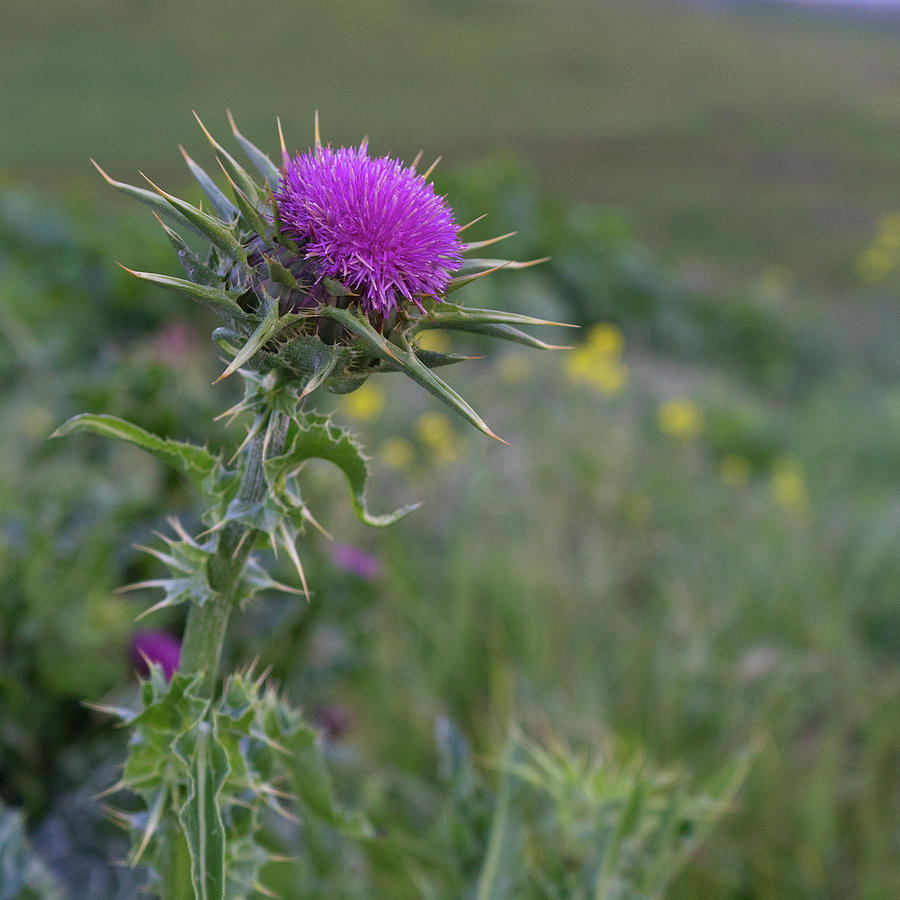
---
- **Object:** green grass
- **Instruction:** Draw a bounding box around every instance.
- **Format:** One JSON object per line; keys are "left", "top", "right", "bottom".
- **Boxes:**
{"left": 5, "top": 0, "right": 900, "bottom": 279}
{"left": 297, "top": 340, "right": 900, "bottom": 898}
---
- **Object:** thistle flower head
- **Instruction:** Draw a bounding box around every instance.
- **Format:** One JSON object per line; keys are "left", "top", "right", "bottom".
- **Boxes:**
{"left": 276, "top": 143, "right": 463, "bottom": 316}
{"left": 95, "top": 113, "right": 565, "bottom": 441}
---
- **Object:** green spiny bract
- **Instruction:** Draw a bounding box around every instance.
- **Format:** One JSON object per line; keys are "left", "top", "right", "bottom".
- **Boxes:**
{"left": 93, "top": 663, "right": 368, "bottom": 899}
{"left": 93, "top": 112, "right": 571, "bottom": 441}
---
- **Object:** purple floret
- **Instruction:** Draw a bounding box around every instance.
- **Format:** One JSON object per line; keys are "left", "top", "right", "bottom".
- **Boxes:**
{"left": 276, "top": 142, "right": 463, "bottom": 316}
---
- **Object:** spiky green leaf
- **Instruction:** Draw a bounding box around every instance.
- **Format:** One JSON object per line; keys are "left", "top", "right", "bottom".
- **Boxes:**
{"left": 408, "top": 348, "right": 476, "bottom": 368}
{"left": 266, "top": 256, "right": 301, "bottom": 292}
{"left": 265, "top": 413, "right": 418, "bottom": 527}
{"left": 219, "top": 167, "right": 269, "bottom": 237}
{"left": 143, "top": 175, "right": 248, "bottom": 267}
{"left": 124, "top": 268, "right": 253, "bottom": 328}
{"left": 193, "top": 113, "right": 261, "bottom": 207}
{"left": 316, "top": 305, "right": 505, "bottom": 442}
{"left": 174, "top": 720, "right": 229, "bottom": 900}
{"left": 180, "top": 147, "right": 239, "bottom": 222}
{"left": 416, "top": 305, "right": 574, "bottom": 331}
{"left": 453, "top": 256, "right": 550, "bottom": 274}
{"left": 423, "top": 321, "right": 569, "bottom": 351}
{"left": 227, "top": 110, "right": 281, "bottom": 185}
{"left": 214, "top": 296, "right": 281, "bottom": 382}
{"left": 155, "top": 217, "right": 222, "bottom": 287}
{"left": 92, "top": 160, "right": 204, "bottom": 240}
{"left": 51, "top": 414, "right": 219, "bottom": 494}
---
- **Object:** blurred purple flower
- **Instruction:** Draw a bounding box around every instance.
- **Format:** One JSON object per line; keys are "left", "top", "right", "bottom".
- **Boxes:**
{"left": 151, "top": 321, "right": 196, "bottom": 364}
{"left": 276, "top": 143, "right": 463, "bottom": 316}
{"left": 330, "top": 543, "right": 381, "bottom": 581}
{"left": 314, "top": 705, "right": 353, "bottom": 740}
{"left": 130, "top": 629, "right": 181, "bottom": 681}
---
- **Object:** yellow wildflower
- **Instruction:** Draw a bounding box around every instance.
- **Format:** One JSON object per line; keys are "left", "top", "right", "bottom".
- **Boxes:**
{"left": 379, "top": 437, "right": 414, "bottom": 470}
{"left": 856, "top": 213, "right": 900, "bottom": 282}
{"left": 565, "top": 322, "right": 627, "bottom": 395}
{"left": 771, "top": 457, "right": 809, "bottom": 513}
{"left": 585, "top": 323, "right": 624, "bottom": 356}
{"left": 857, "top": 246, "right": 896, "bottom": 283}
{"left": 878, "top": 213, "right": 900, "bottom": 248}
{"left": 719, "top": 454, "right": 752, "bottom": 487}
{"left": 657, "top": 399, "right": 704, "bottom": 440}
{"left": 416, "top": 411, "right": 462, "bottom": 464}
{"left": 416, "top": 330, "right": 451, "bottom": 353}
{"left": 342, "top": 381, "right": 385, "bottom": 422}
{"left": 589, "top": 358, "right": 627, "bottom": 394}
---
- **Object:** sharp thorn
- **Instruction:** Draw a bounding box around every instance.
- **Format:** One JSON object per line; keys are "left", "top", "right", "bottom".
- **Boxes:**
{"left": 463, "top": 231, "right": 517, "bottom": 251}
{"left": 277, "top": 116, "right": 288, "bottom": 164}
{"left": 421, "top": 155, "right": 442, "bottom": 180}
{"left": 458, "top": 213, "right": 487, "bottom": 234}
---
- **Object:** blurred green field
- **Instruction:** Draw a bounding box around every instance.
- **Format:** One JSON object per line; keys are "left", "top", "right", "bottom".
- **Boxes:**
{"left": 3, "top": 1, "right": 900, "bottom": 898}
{"left": 4, "top": 0, "right": 900, "bottom": 280}
{"left": 2, "top": 160, "right": 899, "bottom": 895}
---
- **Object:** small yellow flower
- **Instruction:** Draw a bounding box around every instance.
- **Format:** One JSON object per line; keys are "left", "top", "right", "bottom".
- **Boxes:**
{"left": 379, "top": 437, "right": 414, "bottom": 470}
{"left": 657, "top": 399, "right": 703, "bottom": 440}
{"left": 719, "top": 454, "right": 752, "bottom": 487}
{"left": 857, "top": 246, "right": 896, "bottom": 283}
{"left": 564, "top": 322, "right": 628, "bottom": 395}
{"left": 585, "top": 323, "right": 624, "bottom": 357}
{"left": 416, "top": 330, "right": 451, "bottom": 353}
{"left": 589, "top": 359, "right": 627, "bottom": 394}
{"left": 771, "top": 457, "right": 809, "bottom": 513}
{"left": 496, "top": 353, "right": 532, "bottom": 385}
{"left": 342, "top": 381, "right": 385, "bottom": 422}
{"left": 878, "top": 212, "right": 900, "bottom": 247}
{"left": 416, "top": 411, "right": 462, "bottom": 464}
{"left": 856, "top": 214, "right": 900, "bottom": 283}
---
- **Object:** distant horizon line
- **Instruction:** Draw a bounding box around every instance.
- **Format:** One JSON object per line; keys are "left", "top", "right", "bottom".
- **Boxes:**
{"left": 751, "top": 0, "right": 900, "bottom": 7}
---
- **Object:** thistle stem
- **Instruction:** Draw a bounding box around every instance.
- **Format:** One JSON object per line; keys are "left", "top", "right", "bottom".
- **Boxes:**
{"left": 179, "top": 407, "right": 288, "bottom": 696}
{"left": 162, "top": 408, "right": 288, "bottom": 900}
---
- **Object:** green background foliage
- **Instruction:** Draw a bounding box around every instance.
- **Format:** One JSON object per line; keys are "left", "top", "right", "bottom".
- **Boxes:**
{"left": 2, "top": 2, "right": 900, "bottom": 898}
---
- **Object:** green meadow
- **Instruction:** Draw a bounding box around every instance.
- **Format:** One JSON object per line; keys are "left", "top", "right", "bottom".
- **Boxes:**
{"left": 2, "top": 1, "right": 899, "bottom": 897}
{"left": 5, "top": 0, "right": 900, "bottom": 277}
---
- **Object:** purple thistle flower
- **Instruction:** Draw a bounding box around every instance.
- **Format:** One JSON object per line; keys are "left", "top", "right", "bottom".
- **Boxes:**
{"left": 276, "top": 142, "right": 463, "bottom": 316}
{"left": 330, "top": 542, "right": 382, "bottom": 581}
{"left": 130, "top": 629, "right": 181, "bottom": 682}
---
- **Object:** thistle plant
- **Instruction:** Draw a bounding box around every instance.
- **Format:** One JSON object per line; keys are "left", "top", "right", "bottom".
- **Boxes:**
{"left": 53, "top": 112, "right": 567, "bottom": 898}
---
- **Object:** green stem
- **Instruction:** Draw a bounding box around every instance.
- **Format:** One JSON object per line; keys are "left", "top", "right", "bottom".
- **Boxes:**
{"left": 180, "top": 407, "right": 288, "bottom": 696}
{"left": 164, "top": 407, "right": 288, "bottom": 900}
